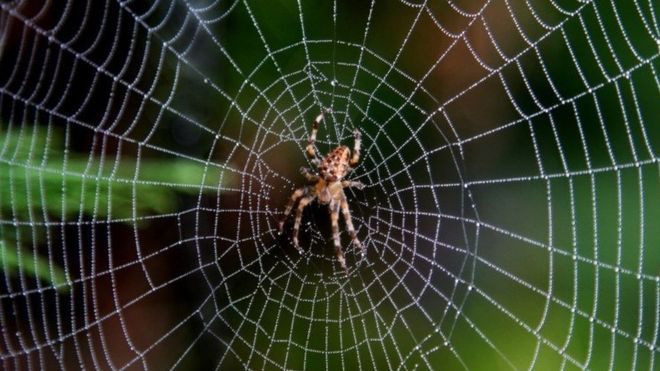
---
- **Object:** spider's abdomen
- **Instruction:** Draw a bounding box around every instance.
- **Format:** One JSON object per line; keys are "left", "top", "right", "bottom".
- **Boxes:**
{"left": 319, "top": 146, "right": 351, "bottom": 182}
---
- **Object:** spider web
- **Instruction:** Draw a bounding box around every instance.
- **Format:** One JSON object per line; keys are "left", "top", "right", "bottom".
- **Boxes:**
{"left": 1, "top": 0, "right": 658, "bottom": 369}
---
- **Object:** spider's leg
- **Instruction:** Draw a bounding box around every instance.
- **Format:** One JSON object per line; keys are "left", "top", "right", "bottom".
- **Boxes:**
{"left": 292, "top": 195, "right": 315, "bottom": 252}
{"left": 279, "top": 187, "right": 306, "bottom": 233}
{"left": 341, "top": 180, "right": 365, "bottom": 189}
{"left": 340, "top": 192, "right": 364, "bottom": 257}
{"left": 330, "top": 202, "right": 348, "bottom": 273}
{"left": 349, "top": 128, "right": 361, "bottom": 167}
{"left": 300, "top": 166, "right": 320, "bottom": 182}
{"left": 306, "top": 110, "right": 328, "bottom": 160}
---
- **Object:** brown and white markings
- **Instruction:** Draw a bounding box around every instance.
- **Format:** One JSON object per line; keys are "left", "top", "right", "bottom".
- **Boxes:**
{"left": 278, "top": 108, "right": 365, "bottom": 273}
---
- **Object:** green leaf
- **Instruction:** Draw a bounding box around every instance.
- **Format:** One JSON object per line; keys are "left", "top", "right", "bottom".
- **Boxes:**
{"left": 0, "top": 240, "right": 70, "bottom": 293}
{"left": 1, "top": 127, "right": 233, "bottom": 291}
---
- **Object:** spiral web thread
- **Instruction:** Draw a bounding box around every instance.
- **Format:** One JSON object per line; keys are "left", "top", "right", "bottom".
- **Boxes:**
{"left": 0, "top": 0, "right": 658, "bottom": 369}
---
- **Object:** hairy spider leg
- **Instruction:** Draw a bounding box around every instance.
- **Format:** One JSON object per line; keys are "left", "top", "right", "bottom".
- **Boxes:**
{"left": 279, "top": 188, "right": 306, "bottom": 232}
{"left": 292, "top": 195, "right": 315, "bottom": 251}
{"left": 341, "top": 180, "right": 365, "bottom": 189}
{"left": 330, "top": 202, "right": 348, "bottom": 273}
{"left": 300, "top": 167, "right": 319, "bottom": 182}
{"left": 306, "top": 111, "right": 325, "bottom": 160}
{"left": 349, "top": 129, "right": 361, "bottom": 167}
{"left": 340, "top": 193, "right": 364, "bottom": 256}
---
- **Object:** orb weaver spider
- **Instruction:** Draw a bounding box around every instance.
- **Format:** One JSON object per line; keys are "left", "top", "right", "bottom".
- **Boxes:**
{"left": 278, "top": 109, "right": 365, "bottom": 272}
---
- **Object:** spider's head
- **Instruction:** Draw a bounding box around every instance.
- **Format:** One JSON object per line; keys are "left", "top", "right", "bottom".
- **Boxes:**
{"left": 319, "top": 145, "right": 351, "bottom": 182}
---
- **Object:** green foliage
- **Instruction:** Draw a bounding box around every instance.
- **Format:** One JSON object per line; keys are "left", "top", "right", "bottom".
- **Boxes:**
{"left": 0, "top": 240, "right": 69, "bottom": 292}
{"left": 0, "top": 126, "right": 231, "bottom": 291}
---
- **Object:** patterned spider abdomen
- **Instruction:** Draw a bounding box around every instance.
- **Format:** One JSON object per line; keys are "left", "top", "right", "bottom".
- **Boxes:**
{"left": 319, "top": 145, "right": 351, "bottom": 182}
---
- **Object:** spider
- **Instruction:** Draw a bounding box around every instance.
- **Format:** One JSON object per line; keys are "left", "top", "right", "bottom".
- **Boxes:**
{"left": 278, "top": 108, "right": 365, "bottom": 272}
